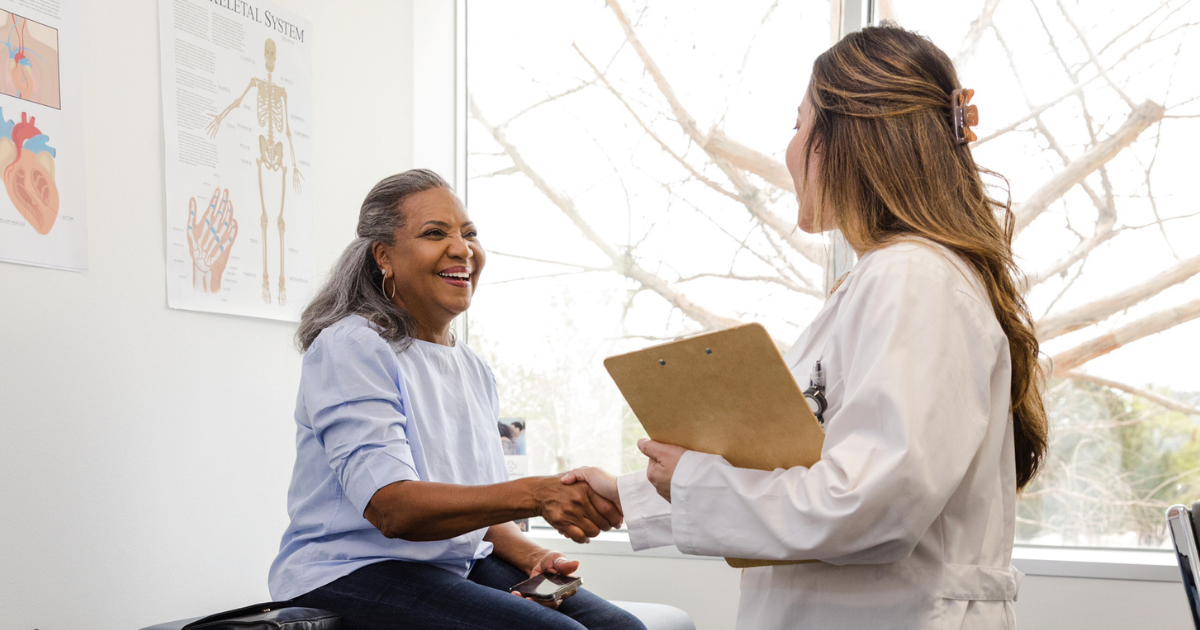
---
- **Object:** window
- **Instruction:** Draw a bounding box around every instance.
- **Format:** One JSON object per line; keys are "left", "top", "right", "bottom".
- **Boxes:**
{"left": 882, "top": 0, "right": 1200, "bottom": 549}
{"left": 465, "top": 0, "right": 1200, "bottom": 549}
{"left": 466, "top": 0, "right": 834, "bottom": 477}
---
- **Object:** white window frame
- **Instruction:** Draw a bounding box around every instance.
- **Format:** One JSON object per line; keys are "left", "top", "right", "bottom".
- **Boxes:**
{"left": 454, "top": 0, "right": 1182, "bottom": 584}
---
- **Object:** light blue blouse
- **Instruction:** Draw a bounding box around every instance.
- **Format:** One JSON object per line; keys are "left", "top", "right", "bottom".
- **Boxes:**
{"left": 268, "top": 315, "right": 508, "bottom": 600}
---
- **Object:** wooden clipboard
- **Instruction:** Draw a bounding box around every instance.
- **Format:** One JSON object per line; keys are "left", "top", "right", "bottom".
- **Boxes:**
{"left": 604, "top": 323, "right": 824, "bottom": 568}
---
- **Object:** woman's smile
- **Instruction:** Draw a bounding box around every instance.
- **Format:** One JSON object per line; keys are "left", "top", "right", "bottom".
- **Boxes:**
{"left": 438, "top": 266, "right": 473, "bottom": 288}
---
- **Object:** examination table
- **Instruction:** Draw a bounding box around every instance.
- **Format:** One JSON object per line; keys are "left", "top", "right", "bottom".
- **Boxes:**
{"left": 139, "top": 599, "right": 696, "bottom": 630}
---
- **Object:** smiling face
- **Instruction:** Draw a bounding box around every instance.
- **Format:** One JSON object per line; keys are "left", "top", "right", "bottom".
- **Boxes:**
{"left": 784, "top": 93, "right": 829, "bottom": 234}
{"left": 372, "top": 187, "right": 484, "bottom": 343}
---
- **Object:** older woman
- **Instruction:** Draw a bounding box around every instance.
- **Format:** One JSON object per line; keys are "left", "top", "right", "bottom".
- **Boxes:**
{"left": 269, "top": 170, "right": 645, "bottom": 630}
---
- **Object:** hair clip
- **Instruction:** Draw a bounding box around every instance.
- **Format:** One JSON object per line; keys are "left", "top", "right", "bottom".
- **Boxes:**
{"left": 951, "top": 88, "right": 978, "bottom": 144}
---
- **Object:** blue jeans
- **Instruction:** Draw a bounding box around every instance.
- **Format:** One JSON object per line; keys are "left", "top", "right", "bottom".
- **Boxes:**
{"left": 291, "top": 556, "right": 648, "bottom": 630}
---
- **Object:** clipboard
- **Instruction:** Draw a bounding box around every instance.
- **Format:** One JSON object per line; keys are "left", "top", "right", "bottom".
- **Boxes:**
{"left": 603, "top": 323, "right": 824, "bottom": 568}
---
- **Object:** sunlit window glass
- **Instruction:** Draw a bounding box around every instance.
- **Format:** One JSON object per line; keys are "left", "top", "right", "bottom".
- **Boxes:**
{"left": 882, "top": 0, "right": 1200, "bottom": 549}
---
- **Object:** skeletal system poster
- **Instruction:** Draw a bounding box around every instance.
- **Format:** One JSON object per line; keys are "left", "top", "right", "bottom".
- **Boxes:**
{"left": 0, "top": 0, "right": 86, "bottom": 272}
{"left": 160, "top": 0, "right": 313, "bottom": 321}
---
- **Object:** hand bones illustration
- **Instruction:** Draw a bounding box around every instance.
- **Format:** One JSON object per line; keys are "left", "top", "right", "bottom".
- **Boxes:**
{"left": 187, "top": 188, "right": 239, "bottom": 294}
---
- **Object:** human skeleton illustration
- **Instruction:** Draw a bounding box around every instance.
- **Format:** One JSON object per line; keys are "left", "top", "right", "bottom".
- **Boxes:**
{"left": 206, "top": 38, "right": 302, "bottom": 305}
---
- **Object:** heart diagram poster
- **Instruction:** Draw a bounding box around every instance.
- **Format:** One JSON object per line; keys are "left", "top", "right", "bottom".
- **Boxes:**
{"left": 0, "top": 0, "right": 86, "bottom": 272}
{"left": 159, "top": 0, "right": 314, "bottom": 321}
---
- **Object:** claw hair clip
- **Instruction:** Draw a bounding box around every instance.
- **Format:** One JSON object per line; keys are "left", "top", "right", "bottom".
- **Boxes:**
{"left": 951, "top": 88, "right": 979, "bottom": 144}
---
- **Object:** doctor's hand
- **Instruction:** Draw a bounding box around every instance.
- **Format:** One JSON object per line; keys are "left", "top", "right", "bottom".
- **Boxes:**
{"left": 639, "top": 439, "right": 686, "bottom": 503}
{"left": 561, "top": 467, "right": 622, "bottom": 515}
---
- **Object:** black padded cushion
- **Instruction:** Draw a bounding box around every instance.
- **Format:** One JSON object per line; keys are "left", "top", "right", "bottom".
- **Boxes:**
{"left": 181, "top": 602, "right": 340, "bottom": 630}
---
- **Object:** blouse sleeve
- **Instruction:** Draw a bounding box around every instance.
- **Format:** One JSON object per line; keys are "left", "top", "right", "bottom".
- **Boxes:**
{"left": 301, "top": 325, "right": 421, "bottom": 515}
{"left": 669, "top": 249, "right": 1006, "bottom": 564}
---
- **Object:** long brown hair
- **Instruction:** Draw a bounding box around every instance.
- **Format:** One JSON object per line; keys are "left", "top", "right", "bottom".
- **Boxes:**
{"left": 805, "top": 25, "right": 1048, "bottom": 490}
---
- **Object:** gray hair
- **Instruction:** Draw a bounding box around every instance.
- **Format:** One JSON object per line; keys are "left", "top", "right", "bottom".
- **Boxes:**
{"left": 296, "top": 169, "right": 453, "bottom": 352}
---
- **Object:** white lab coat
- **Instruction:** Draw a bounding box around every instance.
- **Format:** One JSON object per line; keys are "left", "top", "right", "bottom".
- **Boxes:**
{"left": 619, "top": 239, "right": 1022, "bottom": 630}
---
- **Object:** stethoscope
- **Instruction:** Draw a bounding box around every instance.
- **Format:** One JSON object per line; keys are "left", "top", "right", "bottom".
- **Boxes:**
{"left": 794, "top": 298, "right": 838, "bottom": 428}
{"left": 803, "top": 359, "right": 827, "bottom": 426}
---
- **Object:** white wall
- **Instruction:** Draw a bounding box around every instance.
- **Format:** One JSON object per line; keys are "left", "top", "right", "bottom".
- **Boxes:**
{"left": 0, "top": 1, "right": 430, "bottom": 628}
{"left": 536, "top": 536, "right": 1196, "bottom": 630}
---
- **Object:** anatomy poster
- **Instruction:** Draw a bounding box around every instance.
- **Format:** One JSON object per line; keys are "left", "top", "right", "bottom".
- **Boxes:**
{"left": 0, "top": 0, "right": 86, "bottom": 272}
{"left": 159, "top": 0, "right": 313, "bottom": 321}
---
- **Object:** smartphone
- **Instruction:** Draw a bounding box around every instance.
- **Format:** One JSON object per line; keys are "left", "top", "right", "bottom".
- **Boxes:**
{"left": 1166, "top": 502, "right": 1200, "bottom": 629}
{"left": 511, "top": 572, "right": 583, "bottom": 601}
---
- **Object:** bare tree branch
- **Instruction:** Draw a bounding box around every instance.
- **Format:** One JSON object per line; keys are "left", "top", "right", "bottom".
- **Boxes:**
{"left": 496, "top": 81, "right": 597, "bottom": 129}
{"left": 1038, "top": 252, "right": 1200, "bottom": 339}
{"left": 1013, "top": 100, "right": 1166, "bottom": 235}
{"left": 1094, "top": 0, "right": 1179, "bottom": 56}
{"left": 571, "top": 44, "right": 739, "bottom": 202}
{"left": 489, "top": 250, "right": 611, "bottom": 272}
{"left": 1038, "top": 257, "right": 1088, "bottom": 319}
{"left": 1138, "top": 122, "right": 1178, "bottom": 258}
{"left": 488, "top": 270, "right": 607, "bottom": 285}
{"left": 606, "top": 0, "right": 702, "bottom": 140}
{"left": 1098, "top": 18, "right": 1199, "bottom": 75}
{"left": 1027, "top": 208, "right": 1200, "bottom": 289}
{"left": 955, "top": 0, "right": 1003, "bottom": 65}
{"left": 1064, "top": 371, "right": 1200, "bottom": 416}
{"left": 990, "top": 23, "right": 1114, "bottom": 220}
{"left": 705, "top": 130, "right": 792, "bottom": 191}
{"left": 474, "top": 165, "right": 519, "bottom": 179}
{"left": 1033, "top": 3, "right": 1125, "bottom": 224}
{"left": 716, "top": 0, "right": 782, "bottom": 128}
{"left": 1024, "top": 227, "right": 1120, "bottom": 288}
{"left": 471, "top": 97, "right": 742, "bottom": 331}
{"left": 1054, "top": 0, "right": 1137, "bottom": 109}
{"left": 605, "top": 0, "right": 827, "bottom": 265}
{"left": 1126, "top": 210, "right": 1200, "bottom": 230}
{"left": 973, "top": 77, "right": 1099, "bottom": 146}
{"left": 676, "top": 272, "right": 823, "bottom": 298}
{"left": 977, "top": 6, "right": 1193, "bottom": 147}
{"left": 1050, "top": 297, "right": 1200, "bottom": 373}
{"left": 667, "top": 185, "right": 821, "bottom": 292}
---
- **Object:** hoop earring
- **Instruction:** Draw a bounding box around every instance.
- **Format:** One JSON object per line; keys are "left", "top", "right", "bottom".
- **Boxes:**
{"left": 381, "top": 272, "right": 396, "bottom": 299}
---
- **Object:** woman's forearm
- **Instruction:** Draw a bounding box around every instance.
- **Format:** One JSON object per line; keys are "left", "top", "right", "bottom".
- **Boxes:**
{"left": 364, "top": 475, "right": 618, "bottom": 543}
{"left": 365, "top": 477, "right": 540, "bottom": 541}
{"left": 485, "top": 522, "right": 547, "bottom": 575}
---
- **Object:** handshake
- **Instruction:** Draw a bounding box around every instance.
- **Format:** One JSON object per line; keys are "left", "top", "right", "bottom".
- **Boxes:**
{"left": 528, "top": 467, "right": 621, "bottom": 543}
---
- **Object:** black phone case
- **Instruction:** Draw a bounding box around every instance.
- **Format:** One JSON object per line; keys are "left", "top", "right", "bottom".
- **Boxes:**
{"left": 512, "top": 574, "right": 582, "bottom": 600}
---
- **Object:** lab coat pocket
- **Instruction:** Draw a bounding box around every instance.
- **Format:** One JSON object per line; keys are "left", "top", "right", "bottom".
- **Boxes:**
{"left": 936, "top": 565, "right": 1022, "bottom": 630}
{"left": 936, "top": 564, "right": 1023, "bottom": 601}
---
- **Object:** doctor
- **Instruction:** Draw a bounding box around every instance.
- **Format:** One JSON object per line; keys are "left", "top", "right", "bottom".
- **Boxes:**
{"left": 564, "top": 25, "right": 1048, "bottom": 630}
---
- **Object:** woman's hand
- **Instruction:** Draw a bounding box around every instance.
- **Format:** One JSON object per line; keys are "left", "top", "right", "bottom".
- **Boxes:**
{"left": 639, "top": 439, "right": 687, "bottom": 502}
{"left": 560, "top": 467, "right": 621, "bottom": 514}
{"left": 511, "top": 550, "right": 580, "bottom": 609}
{"left": 530, "top": 476, "right": 622, "bottom": 542}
